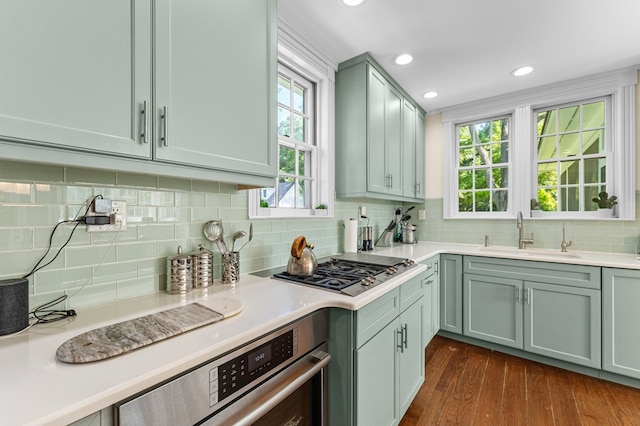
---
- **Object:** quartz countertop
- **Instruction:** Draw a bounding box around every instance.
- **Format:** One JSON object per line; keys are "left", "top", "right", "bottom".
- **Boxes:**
{"left": 3, "top": 241, "right": 639, "bottom": 425}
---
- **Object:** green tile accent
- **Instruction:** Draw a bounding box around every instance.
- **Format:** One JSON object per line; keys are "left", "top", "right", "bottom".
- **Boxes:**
{"left": 139, "top": 190, "right": 175, "bottom": 206}
{"left": 92, "top": 260, "right": 138, "bottom": 284}
{"left": 116, "top": 242, "right": 158, "bottom": 261}
{"left": 65, "top": 245, "right": 116, "bottom": 267}
{"left": 0, "top": 160, "right": 64, "bottom": 182}
{"left": 117, "top": 172, "right": 158, "bottom": 188}
{"left": 191, "top": 179, "right": 220, "bottom": 193}
{"left": 33, "top": 266, "right": 93, "bottom": 293}
{"left": 0, "top": 228, "right": 33, "bottom": 251}
{"left": 117, "top": 276, "right": 161, "bottom": 300}
{"left": 69, "top": 283, "right": 117, "bottom": 309}
{"left": 66, "top": 167, "right": 117, "bottom": 185}
{"left": 157, "top": 176, "right": 191, "bottom": 191}
{"left": 137, "top": 224, "right": 175, "bottom": 241}
{"left": 138, "top": 257, "right": 165, "bottom": 276}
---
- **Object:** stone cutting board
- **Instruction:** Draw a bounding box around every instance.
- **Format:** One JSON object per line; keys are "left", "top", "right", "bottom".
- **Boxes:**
{"left": 56, "top": 299, "right": 242, "bottom": 364}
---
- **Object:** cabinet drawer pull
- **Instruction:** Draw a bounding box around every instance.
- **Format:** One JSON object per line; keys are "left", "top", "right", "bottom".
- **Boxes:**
{"left": 524, "top": 288, "right": 530, "bottom": 304}
{"left": 425, "top": 279, "right": 433, "bottom": 285}
{"left": 161, "top": 106, "right": 168, "bottom": 147}
{"left": 140, "top": 101, "right": 148, "bottom": 144}
{"left": 402, "top": 324, "right": 408, "bottom": 349}
{"left": 516, "top": 287, "right": 520, "bottom": 303}
{"left": 396, "top": 328, "right": 404, "bottom": 353}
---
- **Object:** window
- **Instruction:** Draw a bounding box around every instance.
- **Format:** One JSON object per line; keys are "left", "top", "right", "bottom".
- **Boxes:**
{"left": 535, "top": 98, "right": 610, "bottom": 213}
{"left": 456, "top": 116, "right": 510, "bottom": 213}
{"left": 249, "top": 24, "right": 335, "bottom": 219}
{"left": 259, "top": 65, "right": 316, "bottom": 209}
{"left": 442, "top": 68, "right": 636, "bottom": 220}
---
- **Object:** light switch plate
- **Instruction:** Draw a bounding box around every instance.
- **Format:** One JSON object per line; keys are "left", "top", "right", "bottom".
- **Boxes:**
{"left": 418, "top": 209, "right": 426, "bottom": 220}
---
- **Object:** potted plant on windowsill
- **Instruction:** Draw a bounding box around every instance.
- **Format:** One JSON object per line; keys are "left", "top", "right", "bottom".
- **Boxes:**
{"left": 592, "top": 191, "right": 617, "bottom": 218}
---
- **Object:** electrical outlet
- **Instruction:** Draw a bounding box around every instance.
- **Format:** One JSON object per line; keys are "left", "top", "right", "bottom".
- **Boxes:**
{"left": 418, "top": 209, "right": 426, "bottom": 220}
{"left": 86, "top": 200, "right": 127, "bottom": 232}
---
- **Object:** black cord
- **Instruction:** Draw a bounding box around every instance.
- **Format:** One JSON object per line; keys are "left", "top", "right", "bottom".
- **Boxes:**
{"left": 22, "top": 195, "right": 102, "bottom": 279}
{"left": 30, "top": 295, "right": 76, "bottom": 324}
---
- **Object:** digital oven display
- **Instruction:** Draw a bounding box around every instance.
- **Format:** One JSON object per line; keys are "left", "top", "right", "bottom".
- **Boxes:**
{"left": 248, "top": 345, "right": 272, "bottom": 372}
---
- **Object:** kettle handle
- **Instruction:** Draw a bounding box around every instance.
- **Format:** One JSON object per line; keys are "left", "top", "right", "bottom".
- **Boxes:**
{"left": 291, "top": 236, "right": 307, "bottom": 258}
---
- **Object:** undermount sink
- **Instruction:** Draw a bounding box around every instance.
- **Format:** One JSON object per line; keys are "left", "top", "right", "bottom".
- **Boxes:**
{"left": 478, "top": 246, "right": 581, "bottom": 259}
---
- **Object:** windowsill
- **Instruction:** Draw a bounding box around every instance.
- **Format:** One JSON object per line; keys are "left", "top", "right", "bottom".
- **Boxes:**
{"left": 249, "top": 207, "right": 333, "bottom": 219}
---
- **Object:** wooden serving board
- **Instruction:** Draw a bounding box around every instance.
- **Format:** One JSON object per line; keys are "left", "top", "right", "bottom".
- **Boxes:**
{"left": 56, "top": 299, "right": 242, "bottom": 364}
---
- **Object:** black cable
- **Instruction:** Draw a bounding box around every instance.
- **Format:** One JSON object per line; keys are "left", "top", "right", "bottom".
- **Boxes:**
{"left": 30, "top": 295, "right": 76, "bottom": 324}
{"left": 22, "top": 195, "right": 103, "bottom": 279}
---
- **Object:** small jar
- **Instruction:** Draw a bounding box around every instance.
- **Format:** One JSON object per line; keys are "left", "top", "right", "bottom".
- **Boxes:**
{"left": 166, "top": 245, "right": 193, "bottom": 294}
{"left": 191, "top": 244, "right": 214, "bottom": 288}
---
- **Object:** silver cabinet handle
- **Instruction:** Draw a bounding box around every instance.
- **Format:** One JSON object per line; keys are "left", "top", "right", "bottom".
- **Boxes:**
{"left": 390, "top": 174, "right": 393, "bottom": 189}
{"left": 140, "top": 101, "right": 148, "bottom": 143}
{"left": 524, "top": 287, "right": 530, "bottom": 304}
{"left": 161, "top": 106, "right": 168, "bottom": 147}
{"left": 516, "top": 287, "right": 521, "bottom": 303}
{"left": 402, "top": 324, "right": 408, "bottom": 349}
{"left": 396, "top": 328, "right": 404, "bottom": 353}
{"left": 425, "top": 279, "right": 433, "bottom": 285}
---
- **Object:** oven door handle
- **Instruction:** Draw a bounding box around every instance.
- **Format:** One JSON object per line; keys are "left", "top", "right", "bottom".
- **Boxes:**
{"left": 205, "top": 348, "right": 331, "bottom": 426}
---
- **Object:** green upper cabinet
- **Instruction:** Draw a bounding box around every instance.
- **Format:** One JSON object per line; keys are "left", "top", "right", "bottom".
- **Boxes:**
{"left": 153, "top": 0, "right": 276, "bottom": 177}
{"left": 0, "top": 0, "right": 276, "bottom": 186}
{"left": 0, "top": 0, "right": 152, "bottom": 158}
{"left": 335, "top": 53, "right": 426, "bottom": 202}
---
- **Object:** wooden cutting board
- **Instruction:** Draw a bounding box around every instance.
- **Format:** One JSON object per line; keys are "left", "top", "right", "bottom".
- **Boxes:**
{"left": 56, "top": 299, "right": 242, "bottom": 364}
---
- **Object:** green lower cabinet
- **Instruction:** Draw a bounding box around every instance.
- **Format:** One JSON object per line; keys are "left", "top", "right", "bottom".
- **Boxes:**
{"left": 440, "top": 254, "right": 462, "bottom": 334}
{"left": 356, "top": 317, "right": 399, "bottom": 426}
{"left": 398, "top": 300, "right": 425, "bottom": 416}
{"left": 464, "top": 274, "right": 523, "bottom": 348}
{"left": 524, "top": 281, "right": 601, "bottom": 368}
{"left": 422, "top": 256, "right": 439, "bottom": 347}
{"left": 356, "top": 300, "right": 424, "bottom": 426}
{"left": 462, "top": 256, "right": 601, "bottom": 369}
{"left": 603, "top": 268, "right": 640, "bottom": 379}
{"left": 329, "top": 273, "right": 425, "bottom": 426}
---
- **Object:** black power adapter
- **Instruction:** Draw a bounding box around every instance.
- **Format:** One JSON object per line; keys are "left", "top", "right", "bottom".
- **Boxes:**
{"left": 83, "top": 215, "right": 111, "bottom": 225}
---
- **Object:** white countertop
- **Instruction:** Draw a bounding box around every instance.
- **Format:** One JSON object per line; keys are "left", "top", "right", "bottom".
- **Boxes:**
{"left": 3, "top": 241, "right": 639, "bottom": 425}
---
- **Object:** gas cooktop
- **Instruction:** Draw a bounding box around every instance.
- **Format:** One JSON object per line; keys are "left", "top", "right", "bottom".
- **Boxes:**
{"left": 272, "top": 253, "right": 416, "bottom": 297}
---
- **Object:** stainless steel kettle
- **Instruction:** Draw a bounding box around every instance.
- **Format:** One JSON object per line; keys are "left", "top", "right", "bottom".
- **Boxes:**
{"left": 287, "top": 236, "right": 318, "bottom": 277}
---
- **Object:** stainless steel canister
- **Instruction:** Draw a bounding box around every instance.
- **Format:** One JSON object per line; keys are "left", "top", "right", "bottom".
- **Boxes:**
{"left": 166, "top": 245, "right": 193, "bottom": 294}
{"left": 191, "top": 244, "right": 213, "bottom": 288}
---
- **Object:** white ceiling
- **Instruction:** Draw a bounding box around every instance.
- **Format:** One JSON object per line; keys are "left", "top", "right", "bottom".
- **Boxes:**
{"left": 278, "top": 0, "right": 640, "bottom": 113}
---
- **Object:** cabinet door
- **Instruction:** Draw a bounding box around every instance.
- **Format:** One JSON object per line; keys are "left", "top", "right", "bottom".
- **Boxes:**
{"left": 423, "top": 273, "right": 434, "bottom": 347}
{"left": 154, "top": 0, "right": 276, "bottom": 177}
{"left": 366, "top": 66, "right": 389, "bottom": 194}
{"left": 0, "top": 0, "right": 152, "bottom": 158}
{"left": 414, "top": 111, "right": 426, "bottom": 199}
{"left": 464, "top": 274, "right": 523, "bottom": 349}
{"left": 524, "top": 281, "right": 601, "bottom": 368}
{"left": 398, "top": 300, "right": 424, "bottom": 418}
{"left": 402, "top": 100, "right": 416, "bottom": 198}
{"left": 603, "top": 268, "right": 640, "bottom": 378}
{"left": 440, "top": 254, "right": 463, "bottom": 334}
{"left": 355, "top": 318, "right": 399, "bottom": 426}
{"left": 385, "top": 86, "right": 403, "bottom": 196}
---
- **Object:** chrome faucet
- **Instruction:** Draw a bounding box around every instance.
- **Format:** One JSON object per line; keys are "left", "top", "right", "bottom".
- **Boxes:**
{"left": 560, "top": 223, "right": 572, "bottom": 252}
{"left": 517, "top": 211, "right": 534, "bottom": 249}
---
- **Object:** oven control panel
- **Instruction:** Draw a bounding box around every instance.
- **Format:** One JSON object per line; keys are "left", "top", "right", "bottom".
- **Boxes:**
{"left": 209, "top": 328, "right": 298, "bottom": 407}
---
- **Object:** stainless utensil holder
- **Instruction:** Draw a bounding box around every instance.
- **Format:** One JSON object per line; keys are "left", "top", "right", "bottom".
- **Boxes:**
{"left": 221, "top": 251, "right": 240, "bottom": 284}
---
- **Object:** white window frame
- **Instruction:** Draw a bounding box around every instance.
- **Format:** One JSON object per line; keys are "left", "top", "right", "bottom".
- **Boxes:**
{"left": 454, "top": 114, "right": 513, "bottom": 217}
{"left": 532, "top": 96, "right": 612, "bottom": 218}
{"left": 442, "top": 67, "right": 637, "bottom": 220}
{"left": 249, "top": 20, "right": 336, "bottom": 219}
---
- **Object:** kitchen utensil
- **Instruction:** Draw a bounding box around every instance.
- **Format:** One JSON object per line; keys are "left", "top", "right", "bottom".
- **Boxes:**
{"left": 231, "top": 230, "right": 247, "bottom": 252}
{"left": 203, "top": 220, "right": 228, "bottom": 253}
{"left": 376, "top": 219, "right": 396, "bottom": 247}
{"left": 191, "top": 244, "right": 213, "bottom": 288}
{"left": 286, "top": 236, "right": 318, "bottom": 277}
{"left": 401, "top": 206, "right": 415, "bottom": 222}
{"left": 166, "top": 245, "right": 193, "bottom": 294}
{"left": 238, "top": 222, "right": 253, "bottom": 252}
{"left": 221, "top": 251, "right": 240, "bottom": 284}
{"left": 362, "top": 226, "right": 373, "bottom": 251}
{"left": 402, "top": 223, "right": 418, "bottom": 244}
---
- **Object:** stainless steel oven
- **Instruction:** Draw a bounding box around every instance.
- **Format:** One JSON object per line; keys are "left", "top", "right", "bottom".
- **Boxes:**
{"left": 115, "top": 310, "right": 329, "bottom": 426}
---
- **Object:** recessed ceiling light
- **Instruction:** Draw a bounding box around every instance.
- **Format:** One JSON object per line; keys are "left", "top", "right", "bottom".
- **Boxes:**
{"left": 511, "top": 66, "right": 534, "bottom": 77}
{"left": 393, "top": 54, "right": 413, "bottom": 65}
{"left": 422, "top": 91, "right": 438, "bottom": 99}
{"left": 342, "top": 0, "right": 365, "bottom": 6}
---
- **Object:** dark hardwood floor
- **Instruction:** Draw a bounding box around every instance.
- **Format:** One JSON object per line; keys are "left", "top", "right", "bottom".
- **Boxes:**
{"left": 400, "top": 336, "right": 640, "bottom": 425}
